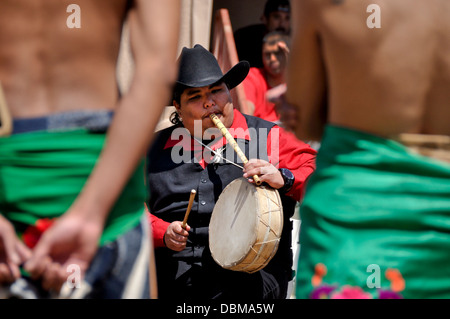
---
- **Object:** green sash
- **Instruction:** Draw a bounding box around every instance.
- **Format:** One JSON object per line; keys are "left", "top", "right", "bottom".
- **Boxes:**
{"left": 297, "top": 125, "right": 450, "bottom": 299}
{"left": 0, "top": 129, "right": 147, "bottom": 245}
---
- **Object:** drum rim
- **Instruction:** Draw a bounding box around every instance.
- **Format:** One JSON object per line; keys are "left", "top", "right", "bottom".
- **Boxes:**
{"left": 209, "top": 177, "right": 283, "bottom": 272}
{"left": 235, "top": 185, "right": 283, "bottom": 273}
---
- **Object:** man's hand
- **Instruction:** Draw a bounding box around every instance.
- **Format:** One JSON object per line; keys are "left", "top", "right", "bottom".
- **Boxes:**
{"left": 277, "top": 40, "right": 290, "bottom": 58}
{"left": 0, "top": 215, "right": 31, "bottom": 285}
{"left": 276, "top": 96, "right": 298, "bottom": 133}
{"left": 267, "top": 84, "right": 298, "bottom": 133}
{"left": 164, "top": 221, "right": 190, "bottom": 252}
{"left": 23, "top": 211, "right": 103, "bottom": 292}
{"left": 243, "top": 159, "right": 284, "bottom": 189}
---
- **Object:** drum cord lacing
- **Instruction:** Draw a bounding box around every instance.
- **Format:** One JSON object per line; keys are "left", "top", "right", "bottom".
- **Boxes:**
{"left": 241, "top": 187, "right": 281, "bottom": 272}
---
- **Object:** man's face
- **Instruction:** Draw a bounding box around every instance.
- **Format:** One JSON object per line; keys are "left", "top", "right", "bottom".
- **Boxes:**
{"left": 174, "top": 82, "right": 234, "bottom": 139}
{"left": 264, "top": 11, "right": 290, "bottom": 33}
{"left": 262, "top": 40, "right": 287, "bottom": 77}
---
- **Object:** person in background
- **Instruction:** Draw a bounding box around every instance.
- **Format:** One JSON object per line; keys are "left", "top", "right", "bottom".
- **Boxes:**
{"left": 242, "top": 31, "right": 290, "bottom": 124}
{"left": 234, "top": 0, "right": 290, "bottom": 68}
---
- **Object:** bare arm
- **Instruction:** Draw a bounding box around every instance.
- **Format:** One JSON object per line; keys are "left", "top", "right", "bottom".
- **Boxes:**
{"left": 24, "top": 0, "right": 181, "bottom": 291}
{"left": 73, "top": 0, "right": 180, "bottom": 224}
{"left": 285, "top": 0, "right": 327, "bottom": 141}
{"left": 0, "top": 215, "right": 31, "bottom": 285}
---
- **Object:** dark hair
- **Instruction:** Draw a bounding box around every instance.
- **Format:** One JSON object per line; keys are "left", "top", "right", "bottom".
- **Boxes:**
{"left": 170, "top": 111, "right": 182, "bottom": 125}
{"left": 263, "top": 31, "right": 291, "bottom": 48}
{"left": 172, "top": 83, "right": 187, "bottom": 105}
{"left": 264, "top": 0, "right": 290, "bottom": 18}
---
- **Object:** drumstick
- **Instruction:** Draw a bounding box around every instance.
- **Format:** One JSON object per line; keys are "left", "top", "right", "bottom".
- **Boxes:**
{"left": 182, "top": 189, "right": 196, "bottom": 229}
{"left": 210, "top": 113, "right": 262, "bottom": 186}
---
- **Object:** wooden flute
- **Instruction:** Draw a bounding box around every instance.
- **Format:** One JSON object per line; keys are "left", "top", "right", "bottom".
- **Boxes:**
{"left": 209, "top": 113, "right": 262, "bottom": 186}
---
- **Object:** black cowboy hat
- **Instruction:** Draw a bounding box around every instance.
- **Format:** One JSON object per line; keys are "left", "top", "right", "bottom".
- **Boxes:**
{"left": 175, "top": 44, "right": 250, "bottom": 92}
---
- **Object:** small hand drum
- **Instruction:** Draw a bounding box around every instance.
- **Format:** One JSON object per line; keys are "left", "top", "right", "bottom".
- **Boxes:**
{"left": 209, "top": 177, "right": 283, "bottom": 273}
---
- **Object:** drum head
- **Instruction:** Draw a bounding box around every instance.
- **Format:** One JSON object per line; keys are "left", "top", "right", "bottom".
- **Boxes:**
{"left": 209, "top": 178, "right": 260, "bottom": 268}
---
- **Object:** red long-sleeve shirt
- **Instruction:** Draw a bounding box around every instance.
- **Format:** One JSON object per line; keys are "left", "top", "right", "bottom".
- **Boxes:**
{"left": 242, "top": 67, "right": 280, "bottom": 122}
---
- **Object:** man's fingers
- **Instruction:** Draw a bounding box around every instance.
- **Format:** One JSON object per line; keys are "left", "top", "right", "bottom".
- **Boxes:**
{"left": 7, "top": 261, "right": 21, "bottom": 281}
{"left": 0, "top": 263, "right": 15, "bottom": 284}
{"left": 172, "top": 221, "right": 190, "bottom": 236}
{"left": 24, "top": 252, "right": 52, "bottom": 280}
{"left": 175, "top": 228, "right": 189, "bottom": 237}
{"left": 16, "top": 241, "right": 32, "bottom": 264}
{"left": 243, "top": 159, "right": 266, "bottom": 173}
{"left": 23, "top": 231, "right": 51, "bottom": 274}
{"left": 165, "top": 222, "right": 190, "bottom": 252}
{"left": 278, "top": 41, "right": 290, "bottom": 54}
{"left": 0, "top": 261, "right": 22, "bottom": 284}
{"left": 0, "top": 230, "right": 21, "bottom": 266}
{"left": 168, "top": 227, "right": 189, "bottom": 243}
{"left": 166, "top": 237, "right": 187, "bottom": 252}
{"left": 244, "top": 162, "right": 273, "bottom": 177}
{"left": 41, "top": 262, "right": 65, "bottom": 292}
{"left": 174, "top": 233, "right": 188, "bottom": 242}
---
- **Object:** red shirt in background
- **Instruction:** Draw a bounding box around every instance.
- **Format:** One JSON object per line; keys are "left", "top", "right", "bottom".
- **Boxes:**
{"left": 242, "top": 67, "right": 280, "bottom": 123}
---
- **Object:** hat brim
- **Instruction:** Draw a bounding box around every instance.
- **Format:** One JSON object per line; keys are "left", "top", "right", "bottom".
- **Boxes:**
{"left": 221, "top": 61, "right": 250, "bottom": 90}
{"left": 175, "top": 61, "right": 250, "bottom": 90}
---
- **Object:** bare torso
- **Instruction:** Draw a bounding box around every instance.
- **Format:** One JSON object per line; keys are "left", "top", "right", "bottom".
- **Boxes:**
{"left": 0, "top": 0, "right": 129, "bottom": 118}
{"left": 288, "top": 0, "right": 450, "bottom": 139}
{"left": 320, "top": 0, "right": 450, "bottom": 136}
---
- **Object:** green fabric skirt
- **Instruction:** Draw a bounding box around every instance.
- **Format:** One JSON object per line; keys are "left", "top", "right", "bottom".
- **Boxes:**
{"left": 296, "top": 125, "right": 450, "bottom": 299}
{"left": 0, "top": 129, "right": 147, "bottom": 245}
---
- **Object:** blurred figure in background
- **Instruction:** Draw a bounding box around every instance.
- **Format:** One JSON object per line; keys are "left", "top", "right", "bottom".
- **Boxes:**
{"left": 234, "top": 0, "right": 290, "bottom": 68}
{"left": 242, "top": 31, "right": 290, "bottom": 124}
{"left": 0, "top": 0, "right": 180, "bottom": 299}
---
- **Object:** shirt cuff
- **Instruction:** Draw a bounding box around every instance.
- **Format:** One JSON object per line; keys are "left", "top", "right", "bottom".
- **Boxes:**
{"left": 147, "top": 211, "right": 170, "bottom": 248}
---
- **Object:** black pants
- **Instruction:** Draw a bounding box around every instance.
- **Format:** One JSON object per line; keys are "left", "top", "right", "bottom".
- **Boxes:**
{"left": 156, "top": 252, "right": 291, "bottom": 300}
